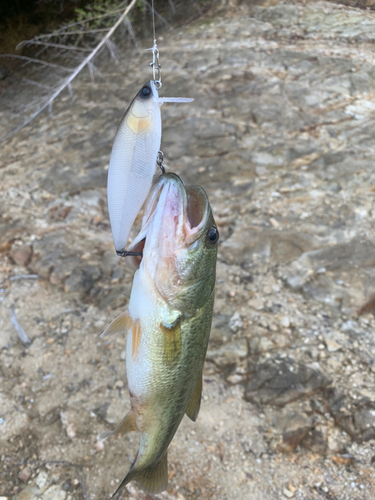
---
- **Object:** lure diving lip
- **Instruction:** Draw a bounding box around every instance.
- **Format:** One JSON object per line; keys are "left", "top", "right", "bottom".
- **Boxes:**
{"left": 107, "top": 80, "right": 193, "bottom": 255}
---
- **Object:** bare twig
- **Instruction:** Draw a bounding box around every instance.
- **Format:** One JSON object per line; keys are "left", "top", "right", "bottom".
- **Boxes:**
{"left": 17, "top": 40, "right": 93, "bottom": 52}
{"left": 39, "top": 3, "right": 130, "bottom": 37}
{"left": 10, "top": 308, "right": 31, "bottom": 345}
{"left": 105, "top": 39, "right": 120, "bottom": 63}
{"left": 44, "top": 459, "right": 84, "bottom": 468}
{"left": 37, "top": 28, "right": 111, "bottom": 38}
{"left": 77, "top": 471, "right": 93, "bottom": 500}
{"left": 313, "top": 486, "right": 340, "bottom": 500}
{"left": 1, "top": 0, "right": 138, "bottom": 143}
{"left": 123, "top": 17, "right": 141, "bottom": 51}
{"left": 51, "top": 308, "right": 81, "bottom": 321}
{"left": 9, "top": 274, "right": 40, "bottom": 281}
{"left": 0, "top": 54, "right": 72, "bottom": 72}
{"left": 22, "top": 78, "right": 56, "bottom": 92}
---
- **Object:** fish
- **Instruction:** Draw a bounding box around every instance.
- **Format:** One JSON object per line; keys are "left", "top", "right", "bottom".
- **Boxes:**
{"left": 107, "top": 80, "right": 193, "bottom": 255}
{"left": 101, "top": 172, "right": 219, "bottom": 497}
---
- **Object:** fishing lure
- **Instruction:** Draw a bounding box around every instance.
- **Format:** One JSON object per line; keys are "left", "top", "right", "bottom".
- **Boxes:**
{"left": 107, "top": 80, "right": 193, "bottom": 256}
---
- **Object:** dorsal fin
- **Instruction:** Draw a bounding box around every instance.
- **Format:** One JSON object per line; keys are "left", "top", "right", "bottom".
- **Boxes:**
{"left": 186, "top": 375, "right": 202, "bottom": 422}
{"left": 101, "top": 311, "right": 132, "bottom": 338}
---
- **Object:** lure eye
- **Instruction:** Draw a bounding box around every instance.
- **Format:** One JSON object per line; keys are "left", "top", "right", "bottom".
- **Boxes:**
{"left": 206, "top": 226, "right": 219, "bottom": 246}
{"left": 140, "top": 85, "right": 151, "bottom": 98}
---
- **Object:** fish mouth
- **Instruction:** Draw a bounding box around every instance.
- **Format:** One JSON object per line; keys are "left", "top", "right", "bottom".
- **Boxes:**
{"left": 127, "top": 173, "right": 209, "bottom": 271}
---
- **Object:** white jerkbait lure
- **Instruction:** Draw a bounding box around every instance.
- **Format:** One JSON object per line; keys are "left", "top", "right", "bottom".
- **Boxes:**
{"left": 107, "top": 80, "right": 193, "bottom": 255}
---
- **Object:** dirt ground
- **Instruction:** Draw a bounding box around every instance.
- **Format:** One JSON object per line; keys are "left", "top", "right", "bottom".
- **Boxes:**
{"left": 1, "top": 1, "right": 375, "bottom": 499}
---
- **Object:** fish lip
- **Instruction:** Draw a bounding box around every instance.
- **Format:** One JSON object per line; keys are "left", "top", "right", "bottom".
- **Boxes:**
{"left": 127, "top": 173, "right": 208, "bottom": 269}
{"left": 127, "top": 173, "right": 186, "bottom": 249}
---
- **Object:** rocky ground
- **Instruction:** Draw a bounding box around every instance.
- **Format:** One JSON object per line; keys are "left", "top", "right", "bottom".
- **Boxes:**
{"left": 1, "top": 1, "right": 375, "bottom": 499}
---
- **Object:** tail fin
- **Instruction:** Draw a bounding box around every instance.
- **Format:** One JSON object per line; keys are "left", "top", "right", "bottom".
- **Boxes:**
{"left": 111, "top": 452, "right": 168, "bottom": 498}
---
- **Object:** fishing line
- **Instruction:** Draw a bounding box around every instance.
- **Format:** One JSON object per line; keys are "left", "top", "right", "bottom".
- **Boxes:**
{"left": 147, "top": 0, "right": 161, "bottom": 88}
{"left": 149, "top": 0, "right": 165, "bottom": 174}
{"left": 152, "top": 0, "right": 156, "bottom": 42}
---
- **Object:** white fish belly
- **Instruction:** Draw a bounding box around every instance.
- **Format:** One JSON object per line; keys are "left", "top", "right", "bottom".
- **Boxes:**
{"left": 126, "top": 269, "right": 164, "bottom": 399}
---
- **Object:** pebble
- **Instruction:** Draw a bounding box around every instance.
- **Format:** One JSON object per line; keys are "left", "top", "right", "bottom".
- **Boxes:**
{"left": 10, "top": 244, "right": 32, "bottom": 267}
{"left": 36, "top": 471, "right": 48, "bottom": 490}
{"left": 325, "top": 339, "right": 341, "bottom": 352}
{"left": 18, "top": 467, "right": 32, "bottom": 483}
{"left": 42, "top": 485, "right": 66, "bottom": 500}
{"left": 282, "top": 488, "right": 295, "bottom": 498}
{"left": 66, "top": 423, "right": 76, "bottom": 438}
{"left": 280, "top": 316, "right": 290, "bottom": 328}
{"left": 248, "top": 299, "right": 264, "bottom": 310}
{"left": 226, "top": 374, "right": 245, "bottom": 385}
{"left": 95, "top": 439, "right": 105, "bottom": 451}
{"left": 229, "top": 312, "right": 243, "bottom": 333}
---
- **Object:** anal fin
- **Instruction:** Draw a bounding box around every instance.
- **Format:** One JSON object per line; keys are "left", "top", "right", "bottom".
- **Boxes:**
{"left": 99, "top": 410, "right": 137, "bottom": 440}
{"left": 186, "top": 375, "right": 202, "bottom": 422}
{"left": 101, "top": 311, "right": 132, "bottom": 338}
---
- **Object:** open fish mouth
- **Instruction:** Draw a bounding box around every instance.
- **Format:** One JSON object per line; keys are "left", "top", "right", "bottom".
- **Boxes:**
{"left": 127, "top": 173, "right": 209, "bottom": 270}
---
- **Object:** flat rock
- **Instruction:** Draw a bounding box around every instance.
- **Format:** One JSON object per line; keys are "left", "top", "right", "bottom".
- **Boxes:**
{"left": 28, "top": 230, "right": 104, "bottom": 296}
{"left": 18, "top": 467, "right": 32, "bottom": 483}
{"left": 43, "top": 164, "right": 107, "bottom": 195}
{"left": 284, "top": 239, "right": 375, "bottom": 312}
{"left": 245, "top": 357, "right": 331, "bottom": 406}
{"left": 325, "top": 387, "right": 375, "bottom": 442}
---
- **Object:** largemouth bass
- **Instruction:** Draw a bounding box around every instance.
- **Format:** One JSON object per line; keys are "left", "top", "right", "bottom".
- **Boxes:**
{"left": 107, "top": 80, "right": 193, "bottom": 255}
{"left": 101, "top": 172, "right": 218, "bottom": 496}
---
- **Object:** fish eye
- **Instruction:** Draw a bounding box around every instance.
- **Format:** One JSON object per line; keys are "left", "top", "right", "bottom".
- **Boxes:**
{"left": 140, "top": 85, "right": 151, "bottom": 98}
{"left": 206, "top": 226, "right": 219, "bottom": 246}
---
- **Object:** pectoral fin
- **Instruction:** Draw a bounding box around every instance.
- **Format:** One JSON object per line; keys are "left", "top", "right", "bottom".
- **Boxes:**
{"left": 132, "top": 319, "right": 142, "bottom": 358}
{"left": 161, "top": 315, "right": 181, "bottom": 364}
{"left": 101, "top": 311, "right": 132, "bottom": 338}
{"left": 186, "top": 375, "right": 202, "bottom": 422}
{"left": 99, "top": 410, "right": 137, "bottom": 440}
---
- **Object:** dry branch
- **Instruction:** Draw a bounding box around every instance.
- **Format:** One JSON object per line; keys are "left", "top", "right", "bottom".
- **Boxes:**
{"left": 1, "top": 0, "right": 138, "bottom": 143}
